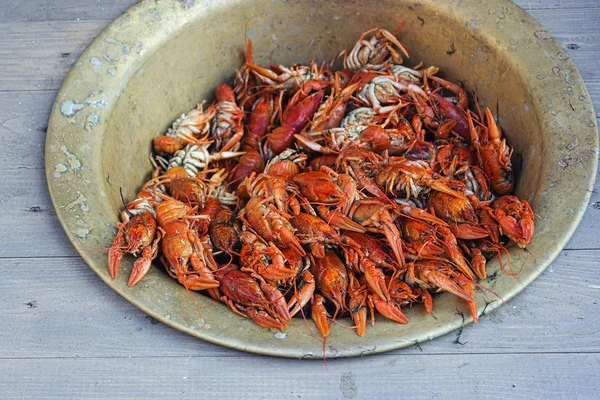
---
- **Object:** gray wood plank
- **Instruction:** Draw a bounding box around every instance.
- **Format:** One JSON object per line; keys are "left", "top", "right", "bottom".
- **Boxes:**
{"left": 0, "top": 353, "right": 598, "bottom": 400}
{"left": 0, "top": 0, "right": 596, "bottom": 23}
{"left": 0, "top": 90, "right": 53, "bottom": 170}
{"left": 0, "top": 0, "right": 137, "bottom": 22}
{"left": 521, "top": 0, "right": 600, "bottom": 8}
{"left": 0, "top": 168, "right": 79, "bottom": 258}
{"left": 1, "top": 250, "right": 599, "bottom": 359}
{"left": 0, "top": 20, "right": 108, "bottom": 91}
{"left": 0, "top": 2, "right": 598, "bottom": 399}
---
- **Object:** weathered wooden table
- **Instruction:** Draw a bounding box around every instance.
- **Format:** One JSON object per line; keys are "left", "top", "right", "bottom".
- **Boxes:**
{"left": 1, "top": 1, "right": 598, "bottom": 398}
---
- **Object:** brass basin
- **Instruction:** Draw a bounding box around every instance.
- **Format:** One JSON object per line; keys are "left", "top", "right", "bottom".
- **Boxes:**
{"left": 46, "top": 0, "right": 598, "bottom": 358}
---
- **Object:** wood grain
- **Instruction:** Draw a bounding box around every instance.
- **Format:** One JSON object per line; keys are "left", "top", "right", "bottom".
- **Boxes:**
{"left": 1, "top": 0, "right": 599, "bottom": 398}
{"left": 0, "top": 354, "right": 598, "bottom": 400}
{"left": 0, "top": 168, "right": 79, "bottom": 258}
{"left": 0, "top": 90, "right": 53, "bottom": 170}
{"left": 0, "top": 0, "right": 137, "bottom": 22}
{"left": 0, "top": 20, "right": 107, "bottom": 91}
{"left": 1, "top": 250, "right": 599, "bottom": 359}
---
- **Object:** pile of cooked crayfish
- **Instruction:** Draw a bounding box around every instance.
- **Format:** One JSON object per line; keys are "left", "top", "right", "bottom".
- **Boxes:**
{"left": 108, "top": 27, "right": 534, "bottom": 338}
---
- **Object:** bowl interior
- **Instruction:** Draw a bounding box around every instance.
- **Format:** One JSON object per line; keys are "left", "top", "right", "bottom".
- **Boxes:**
{"left": 47, "top": 0, "right": 597, "bottom": 358}
{"left": 105, "top": 3, "right": 544, "bottom": 206}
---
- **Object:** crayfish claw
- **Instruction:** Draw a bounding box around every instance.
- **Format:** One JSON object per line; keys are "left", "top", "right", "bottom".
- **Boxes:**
{"left": 281, "top": 227, "right": 306, "bottom": 256}
{"left": 460, "top": 282, "right": 479, "bottom": 323}
{"left": 348, "top": 272, "right": 368, "bottom": 336}
{"left": 182, "top": 253, "right": 220, "bottom": 291}
{"left": 363, "top": 260, "right": 391, "bottom": 302}
{"left": 451, "top": 224, "right": 489, "bottom": 240}
{"left": 288, "top": 271, "right": 315, "bottom": 318}
{"left": 382, "top": 223, "right": 406, "bottom": 268}
{"left": 312, "top": 295, "right": 330, "bottom": 337}
{"left": 425, "top": 270, "right": 475, "bottom": 303}
{"left": 260, "top": 281, "right": 291, "bottom": 322}
{"left": 318, "top": 207, "right": 366, "bottom": 233}
{"left": 469, "top": 248, "right": 487, "bottom": 280}
{"left": 426, "top": 179, "right": 467, "bottom": 200}
{"left": 351, "top": 306, "right": 368, "bottom": 337}
{"left": 108, "top": 227, "right": 125, "bottom": 280}
{"left": 127, "top": 231, "right": 161, "bottom": 287}
{"left": 247, "top": 308, "right": 287, "bottom": 330}
{"left": 370, "top": 296, "right": 408, "bottom": 324}
{"left": 128, "top": 257, "right": 151, "bottom": 287}
{"left": 294, "top": 134, "right": 338, "bottom": 155}
{"left": 396, "top": 204, "right": 448, "bottom": 227}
